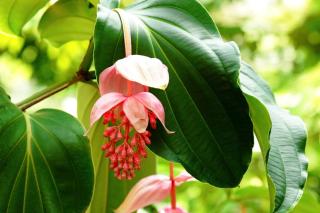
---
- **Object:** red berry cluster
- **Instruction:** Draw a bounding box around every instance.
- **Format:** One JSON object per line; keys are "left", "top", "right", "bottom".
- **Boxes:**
{"left": 102, "top": 106, "right": 156, "bottom": 180}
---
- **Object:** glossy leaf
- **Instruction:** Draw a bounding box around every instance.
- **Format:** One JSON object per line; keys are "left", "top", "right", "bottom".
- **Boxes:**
{"left": 94, "top": 0, "right": 253, "bottom": 187}
{"left": 0, "top": 87, "right": 94, "bottom": 212}
{"left": 77, "top": 82, "right": 156, "bottom": 213}
{"left": 240, "top": 62, "right": 308, "bottom": 212}
{"left": 38, "top": 0, "right": 96, "bottom": 46}
{"left": 0, "top": 0, "right": 48, "bottom": 35}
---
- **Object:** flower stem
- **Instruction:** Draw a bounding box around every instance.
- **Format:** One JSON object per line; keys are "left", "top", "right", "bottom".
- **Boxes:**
{"left": 170, "top": 162, "right": 176, "bottom": 209}
{"left": 114, "top": 8, "right": 132, "bottom": 57}
{"left": 16, "top": 39, "right": 95, "bottom": 111}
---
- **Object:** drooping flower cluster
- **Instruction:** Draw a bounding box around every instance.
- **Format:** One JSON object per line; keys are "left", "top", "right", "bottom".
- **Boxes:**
{"left": 90, "top": 55, "right": 172, "bottom": 180}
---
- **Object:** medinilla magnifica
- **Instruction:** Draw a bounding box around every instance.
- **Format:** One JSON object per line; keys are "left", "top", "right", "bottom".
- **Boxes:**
{"left": 90, "top": 55, "right": 173, "bottom": 179}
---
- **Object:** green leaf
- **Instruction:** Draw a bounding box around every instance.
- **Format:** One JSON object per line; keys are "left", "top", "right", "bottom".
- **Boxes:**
{"left": 0, "top": 0, "right": 48, "bottom": 35}
{"left": 240, "top": 62, "right": 308, "bottom": 213}
{"left": 94, "top": 0, "right": 253, "bottom": 187}
{"left": 77, "top": 82, "right": 156, "bottom": 213}
{"left": 291, "top": 191, "right": 320, "bottom": 213}
{"left": 0, "top": 87, "right": 94, "bottom": 212}
{"left": 38, "top": 0, "right": 96, "bottom": 46}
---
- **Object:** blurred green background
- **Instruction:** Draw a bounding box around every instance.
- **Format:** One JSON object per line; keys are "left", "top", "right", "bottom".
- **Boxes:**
{"left": 0, "top": 0, "right": 319, "bottom": 212}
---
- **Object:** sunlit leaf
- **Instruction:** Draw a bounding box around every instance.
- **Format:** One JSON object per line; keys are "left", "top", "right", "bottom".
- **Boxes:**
{"left": 0, "top": 87, "right": 94, "bottom": 212}
{"left": 0, "top": 0, "right": 48, "bottom": 35}
{"left": 240, "top": 62, "right": 308, "bottom": 213}
{"left": 291, "top": 190, "right": 320, "bottom": 213}
{"left": 77, "top": 82, "right": 156, "bottom": 213}
{"left": 94, "top": 0, "right": 253, "bottom": 187}
{"left": 38, "top": 0, "right": 96, "bottom": 46}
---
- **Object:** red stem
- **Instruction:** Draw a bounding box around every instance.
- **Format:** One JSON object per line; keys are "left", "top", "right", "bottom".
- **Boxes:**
{"left": 170, "top": 162, "right": 176, "bottom": 209}
{"left": 127, "top": 81, "right": 132, "bottom": 96}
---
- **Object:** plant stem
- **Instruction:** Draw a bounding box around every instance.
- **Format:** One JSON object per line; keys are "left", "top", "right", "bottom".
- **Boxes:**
{"left": 170, "top": 162, "right": 176, "bottom": 209}
{"left": 17, "top": 39, "right": 95, "bottom": 111}
{"left": 114, "top": 9, "right": 132, "bottom": 57}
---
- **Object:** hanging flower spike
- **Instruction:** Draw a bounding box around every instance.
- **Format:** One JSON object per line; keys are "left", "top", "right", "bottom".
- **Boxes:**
{"left": 90, "top": 55, "right": 173, "bottom": 180}
{"left": 115, "top": 172, "right": 193, "bottom": 213}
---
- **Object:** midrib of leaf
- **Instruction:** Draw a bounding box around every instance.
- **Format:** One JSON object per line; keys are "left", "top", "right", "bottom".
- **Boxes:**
{"left": 29, "top": 147, "right": 45, "bottom": 213}
{"left": 132, "top": 15, "right": 156, "bottom": 56}
{"left": 23, "top": 114, "right": 32, "bottom": 213}
{"left": 111, "top": 27, "right": 123, "bottom": 63}
{"left": 134, "top": 18, "right": 139, "bottom": 53}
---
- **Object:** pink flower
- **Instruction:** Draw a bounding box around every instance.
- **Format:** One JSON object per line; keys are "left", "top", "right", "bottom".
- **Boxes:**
{"left": 90, "top": 55, "right": 173, "bottom": 180}
{"left": 115, "top": 172, "right": 193, "bottom": 213}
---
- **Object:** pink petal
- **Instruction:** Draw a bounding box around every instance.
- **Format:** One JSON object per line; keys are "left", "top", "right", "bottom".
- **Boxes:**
{"left": 115, "top": 172, "right": 193, "bottom": 213}
{"left": 115, "top": 55, "right": 169, "bottom": 90}
{"left": 115, "top": 175, "right": 170, "bottom": 213}
{"left": 123, "top": 97, "right": 149, "bottom": 133}
{"left": 99, "top": 65, "right": 145, "bottom": 95}
{"left": 90, "top": 92, "right": 126, "bottom": 126}
{"left": 175, "top": 171, "right": 195, "bottom": 184}
{"left": 133, "top": 92, "right": 174, "bottom": 134}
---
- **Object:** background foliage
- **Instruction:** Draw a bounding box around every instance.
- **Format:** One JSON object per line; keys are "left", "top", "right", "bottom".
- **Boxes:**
{"left": 0, "top": 0, "right": 319, "bottom": 212}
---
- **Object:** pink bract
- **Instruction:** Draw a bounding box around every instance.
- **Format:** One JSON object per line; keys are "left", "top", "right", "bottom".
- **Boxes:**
{"left": 115, "top": 172, "right": 193, "bottom": 213}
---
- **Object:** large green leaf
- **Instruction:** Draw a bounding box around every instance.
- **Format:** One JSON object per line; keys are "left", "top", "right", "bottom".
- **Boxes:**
{"left": 0, "top": 0, "right": 48, "bottom": 35}
{"left": 38, "top": 0, "right": 96, "bottom": 46}
{"left": 77, "top": 82, "right": 156, "bottom": 213}
{"left": 240, "top": 62, "right": 308, "bottom": 212}
{"left": 0, "top": 87, "right": 94, "bottom": 213}
{"left": 94, "top": 0, "right": 253, "bottom": 187}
